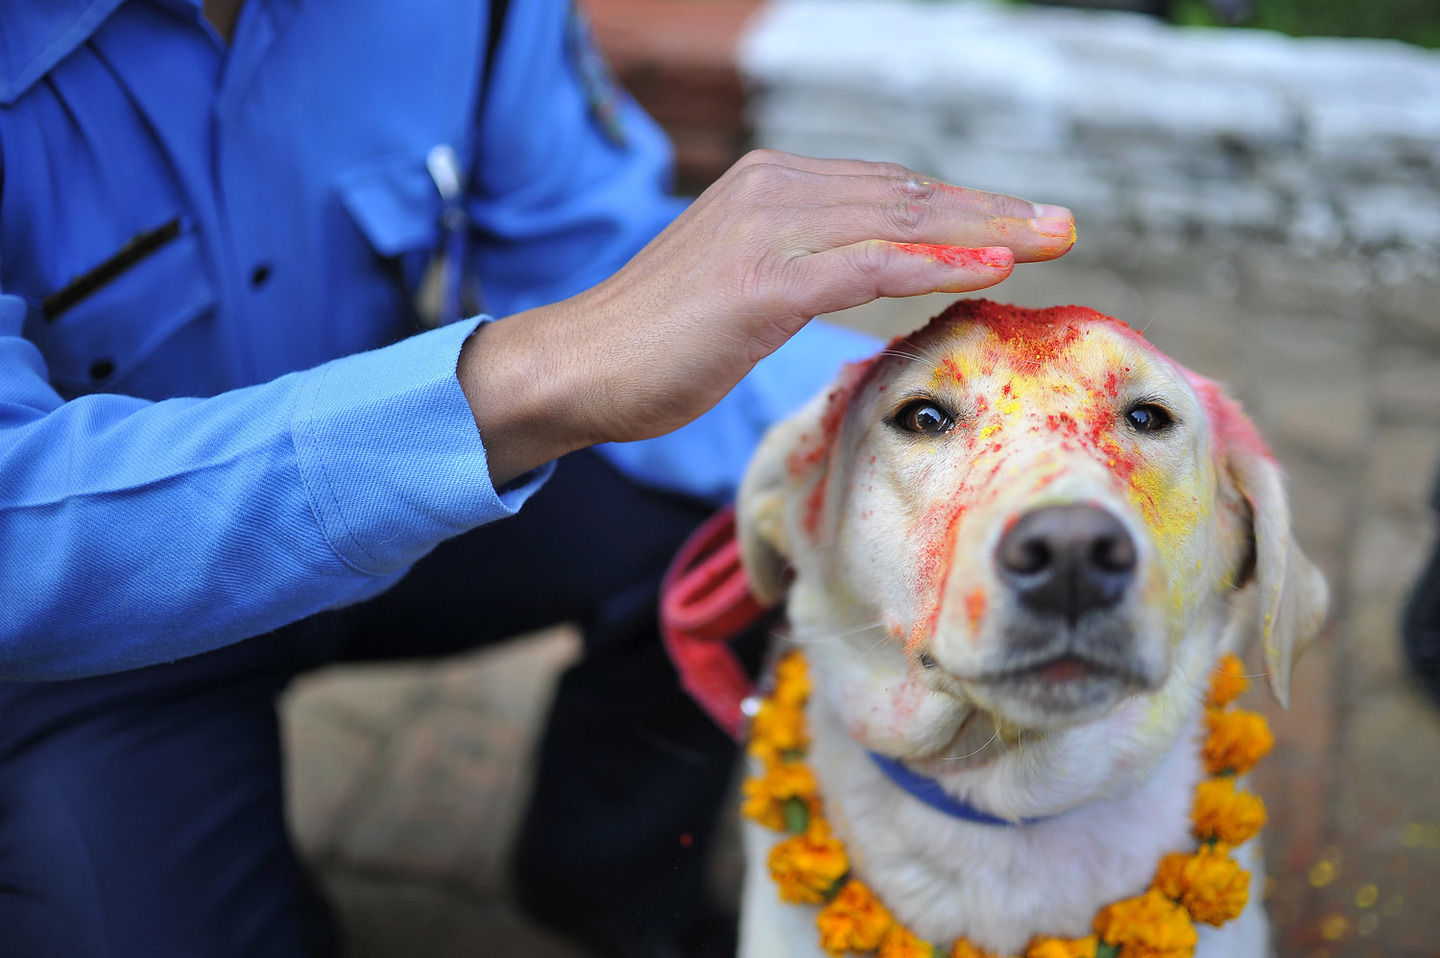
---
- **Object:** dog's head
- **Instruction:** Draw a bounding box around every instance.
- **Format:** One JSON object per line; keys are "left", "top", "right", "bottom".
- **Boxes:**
{"left": 739, "top": 301, "right": 1326, "bottom": 789}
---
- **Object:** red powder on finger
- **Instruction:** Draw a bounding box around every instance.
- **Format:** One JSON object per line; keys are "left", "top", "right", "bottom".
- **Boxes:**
{"left": 892, "top": 243, "right": 1011, "bottom": 270}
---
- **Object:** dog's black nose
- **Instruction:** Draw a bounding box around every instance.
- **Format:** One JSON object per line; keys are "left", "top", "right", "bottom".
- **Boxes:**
{"left": 996, "top": 505, "right": 1136, "bottom": 624}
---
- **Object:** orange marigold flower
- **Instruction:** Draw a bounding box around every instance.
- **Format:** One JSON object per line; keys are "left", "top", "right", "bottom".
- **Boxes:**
{"left": 1206, "top": 654, "right": 1250, "bottom": 708}
{"left": 747, "top": 698, "right": 807, "bottom": 761}
{"left": 1202, "top": 708, "right": 1274, "bottom": 776}
{"left": 1191, "top": 777, "right": 1267, "bottom": 846}
{"left": 1093, "top": 888, "right": 1198, "bottom": 958}
{"left": 878, "top": 925, "right": 934, "bottom": 958}
{"left": 769, "top": 819, "right": 849, "bottom": 905}
{"left": 1025, "top": 935, "right": 1098, "bottom": 958}
{"left": 741, "top": 762, "right": 820, "bottom": 830}
{"left": 950, "top": 939, "right": 999, "bottom": 958}
{"left": 817, "top": 879, "right": 894, "bottom": 955}
{"left": 773, "top": 651, "right": 813, "bottom": 708}
{"left": 1152, "top": 845, "right": 1250, "bottom": 927}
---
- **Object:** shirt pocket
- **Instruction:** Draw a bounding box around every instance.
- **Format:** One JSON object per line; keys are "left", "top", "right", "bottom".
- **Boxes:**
{"left": 337, "top": 151, "right": 444, "bottom": 263}
{"left": 25, "top": 217, "right": 218, "bottom": 397}
{"left": 336, "top": 151, "right": 455, "bottom": 326}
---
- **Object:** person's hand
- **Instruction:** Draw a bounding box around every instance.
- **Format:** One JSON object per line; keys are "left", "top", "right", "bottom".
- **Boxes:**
{"left": 458, "top": 151, "right": 1076, "bottom": 485}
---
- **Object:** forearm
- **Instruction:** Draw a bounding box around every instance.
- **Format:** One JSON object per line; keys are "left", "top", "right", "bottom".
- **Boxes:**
{"left": 2, "top": 320, "right": 543, "bottom": 679}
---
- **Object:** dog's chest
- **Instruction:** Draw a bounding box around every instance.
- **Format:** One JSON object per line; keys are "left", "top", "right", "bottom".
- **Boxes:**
{"left": 737, "top": 701, "right": 1270, "bottom": 958}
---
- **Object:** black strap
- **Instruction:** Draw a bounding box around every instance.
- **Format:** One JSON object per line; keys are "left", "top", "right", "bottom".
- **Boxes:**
{"left": 482, "top": 0, "right": 511, "bottom": 104}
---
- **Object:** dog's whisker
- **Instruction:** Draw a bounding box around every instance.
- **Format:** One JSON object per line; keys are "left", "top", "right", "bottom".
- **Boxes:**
{"left": 1211, "top": 665, "right": 1269, "bottom": 680}
{"left": 786, "top": 621, "right": 888, "bottom": 647}
{"left": 860, "top": 631, "right": 896, "bottom": 659}
{"left": 940, "top": 726, "right": 1000, "bottom": 761}
{"left": 877, "top": 347, "right": 928, "bottom": 364}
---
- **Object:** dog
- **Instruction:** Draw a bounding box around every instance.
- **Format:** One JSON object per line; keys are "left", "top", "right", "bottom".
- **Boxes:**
{"left": 733, "top": 300, "right": 1328, "bottom": 957}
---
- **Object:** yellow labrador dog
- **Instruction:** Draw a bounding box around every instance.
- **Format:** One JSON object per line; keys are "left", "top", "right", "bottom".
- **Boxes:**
{"left": 734, "top": 300, "right": 1327, "bottom": 957}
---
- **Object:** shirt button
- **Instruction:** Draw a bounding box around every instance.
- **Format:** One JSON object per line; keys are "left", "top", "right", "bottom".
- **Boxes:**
{"left": 250, "top": 264, "right": 273, "bottom": 287}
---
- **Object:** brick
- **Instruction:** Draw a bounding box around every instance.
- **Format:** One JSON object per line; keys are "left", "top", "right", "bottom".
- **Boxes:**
{"left": 337, "top": 707, "right": 529, "bottom": 895}
{"left": 284, "top": 661, "right": 432, "bottom": 732}
{"left": 433, "top": 627, "right": 580, "bottom": 728}
{"left": 319, "top": 870, "right": 588, "bottom": 958}
{"left": 282, "top": 705, "right": 380, "bottom": 858}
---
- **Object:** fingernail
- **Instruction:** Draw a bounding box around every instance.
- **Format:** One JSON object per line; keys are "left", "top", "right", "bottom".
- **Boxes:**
{"left": 1031, "top": 203, "right": 1073, "bottom": 219}
{"left": 1030, "top": 216, "right": 1076, "bottom": 239}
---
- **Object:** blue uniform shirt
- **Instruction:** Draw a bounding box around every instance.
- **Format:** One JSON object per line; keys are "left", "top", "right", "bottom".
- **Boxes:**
{"left": 0, "top": 0, "right": 877, "bottom": 678}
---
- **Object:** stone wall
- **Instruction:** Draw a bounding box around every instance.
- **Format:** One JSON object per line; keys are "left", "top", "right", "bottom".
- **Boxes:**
{"left": 740, "top": 0, "right": 1440, "bottom": 268}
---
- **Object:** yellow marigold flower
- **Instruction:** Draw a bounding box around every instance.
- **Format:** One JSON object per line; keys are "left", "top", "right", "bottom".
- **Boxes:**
{"left": 1202, "top": 708, "right": 1274, "bottom": 776}
{"left": 879, "top": 925, "right": 934, "bottom": 958}
{"left": 1093, "top": 888, "right": 1198, "bottom": 958}
{"left": 769, "top": 819, "right": 849, "bottom": 905}
{"left": 773, "top": 651, "right": 813, "bottom": 708}
{"left": 1026, "top": 935, "right": 1098, "bottom": 958}
{"left": 1191, "top": 777, "right": 1267, "bottom": 846}
{"left": 949, "top": 939, "right": 999, "bottom": 958}
{"left": 747, "top": 698, "right": 807, "bottom": 761}
{"left": 1206, "top": 653, "right": 1249, "bottom": 708}
{"left": 817, "top": 879, "right": 894, "bottom": 955}
{"left": 742, "top": 762, "right": 820, "bottom": 830}
{"left": 1152, "top": 845, "right": 1250, "bottom": 927}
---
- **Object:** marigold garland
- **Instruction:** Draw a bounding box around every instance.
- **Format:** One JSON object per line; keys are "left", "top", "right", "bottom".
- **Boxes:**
{"left": 818, "top": 879, "right": 895, "bottom": 954}
{"left": 742, "top": 649, "right": 1273, "bottom": 958}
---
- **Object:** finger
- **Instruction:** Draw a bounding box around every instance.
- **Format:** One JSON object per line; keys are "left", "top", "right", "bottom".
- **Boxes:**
{"left": 717, "top": 151, "right": 1071, "bottom": 222}
{"left": 791, "top": 201, "right": 1076, "bottom": 264}
{"left": 789, "top": 241, "right": 1017, "bottom": 319}
{"left": 718, "top": 149, "right": 916, "bottom": 184}
{"left": 706, "top": 163, "right": 1075, "bottom": 262}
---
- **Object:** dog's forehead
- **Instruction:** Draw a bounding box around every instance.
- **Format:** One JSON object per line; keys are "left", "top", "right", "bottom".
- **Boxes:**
{"left": 893, "top": 299, "right": 1166, "bottom": 388}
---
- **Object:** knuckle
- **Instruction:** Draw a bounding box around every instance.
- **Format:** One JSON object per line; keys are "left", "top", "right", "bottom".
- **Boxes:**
{"left": 872, "top": 160, "right": 913, "bottom": 180}
{"left": 735, "top": 148, "right": 789, "bottom": 171}
{"left": 898, "top": 175, "right": 937, "bottom": 201}
{"left": 731, "top": 158, "right": 795, "bottom": 199}
{"left": 886, "top": 199, "right": 926, "bottom": 235}
{"left": 848, "top": 239, "right": 890, "bottom": 281}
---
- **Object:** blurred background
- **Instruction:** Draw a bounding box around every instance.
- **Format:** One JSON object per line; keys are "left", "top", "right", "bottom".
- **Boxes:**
{"left": 281, "top": 2, "right": 1440, "bottom": 955}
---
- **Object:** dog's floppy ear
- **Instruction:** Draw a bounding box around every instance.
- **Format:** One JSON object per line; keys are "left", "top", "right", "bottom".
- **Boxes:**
{"left": 736, "top": 389, "right": 830, "bottom": 606}
{"left": 1202, "top": 380, "right": 1329, "bottom": 708}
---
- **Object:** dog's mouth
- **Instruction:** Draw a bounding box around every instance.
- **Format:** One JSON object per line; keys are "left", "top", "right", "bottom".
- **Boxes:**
{"left": 958, "top": 636, "right": 1159, "bottom": 727}
{"left": 977, "top": 649, "right": 1151, "bottom": 688}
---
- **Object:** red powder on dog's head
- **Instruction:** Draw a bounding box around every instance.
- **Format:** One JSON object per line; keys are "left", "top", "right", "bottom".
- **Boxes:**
{"left": 964, "top": 587, "right": 987, "bottom": 633}
{"left": 908, "top": 500, "right": 970, "bottom": 650}
{"left": 786, "top": 356, "right": 881, "bottom": 478}
{"left": 1183, "top": 370, "right": 1275, "bottom": 465}
{"left": 896, "top": 300, "right": 1154, "bottom": 371}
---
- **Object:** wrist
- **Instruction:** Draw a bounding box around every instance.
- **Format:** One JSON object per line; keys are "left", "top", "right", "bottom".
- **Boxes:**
{"left": 456, "top": 306, "right": 601, "bottom": 486}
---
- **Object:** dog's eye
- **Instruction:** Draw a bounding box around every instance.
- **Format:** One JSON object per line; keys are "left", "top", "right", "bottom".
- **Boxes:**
{"left": 1124, "top": 403, "right": 1175, "bottom": 434}
{"left": 892, "top": 400, "right": 955, "bottom": 434}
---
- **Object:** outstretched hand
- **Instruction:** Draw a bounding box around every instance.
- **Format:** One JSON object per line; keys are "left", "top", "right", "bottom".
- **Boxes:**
{"left": 458, "top": 151, "right": 1076, "bottom": 485}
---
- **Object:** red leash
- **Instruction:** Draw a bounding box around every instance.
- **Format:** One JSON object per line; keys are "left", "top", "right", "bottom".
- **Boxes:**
{"left": 659, "top": 505, "right": 771, "bottom": 741}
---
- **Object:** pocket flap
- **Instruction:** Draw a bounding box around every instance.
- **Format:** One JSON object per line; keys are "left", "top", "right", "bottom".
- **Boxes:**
{"left": 25, "top": 219, "right": 217, "bottom": 395}
{"left": 337, "top": 152, "right": 443, "bottom": 257}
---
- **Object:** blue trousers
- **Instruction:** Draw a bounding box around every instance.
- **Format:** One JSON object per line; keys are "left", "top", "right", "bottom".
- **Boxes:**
{"left": 0, "top": 451, "right": 758, "bottom": 957}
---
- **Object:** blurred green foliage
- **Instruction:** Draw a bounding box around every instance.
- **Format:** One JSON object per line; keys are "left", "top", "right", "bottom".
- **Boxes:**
{"left": 1172, "top": 0, "right": 1440, "bottom": 48}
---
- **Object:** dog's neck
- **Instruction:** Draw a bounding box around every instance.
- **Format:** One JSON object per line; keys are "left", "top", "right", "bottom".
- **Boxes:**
{"left": 804, "top": 679, "right": 1207, "bottom": 955}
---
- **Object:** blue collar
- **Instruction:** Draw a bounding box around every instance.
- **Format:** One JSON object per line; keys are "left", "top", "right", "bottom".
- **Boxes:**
{"left": 1, "top": 0, "right": 128, "bottom": 105}
{"left": 867, "top": 751, "right": 1055, "bottom": 827}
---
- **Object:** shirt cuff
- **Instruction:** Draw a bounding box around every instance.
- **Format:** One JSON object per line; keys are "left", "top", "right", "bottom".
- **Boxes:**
{"left": 291, "top": 318, "right": 553, "bottom": 575}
